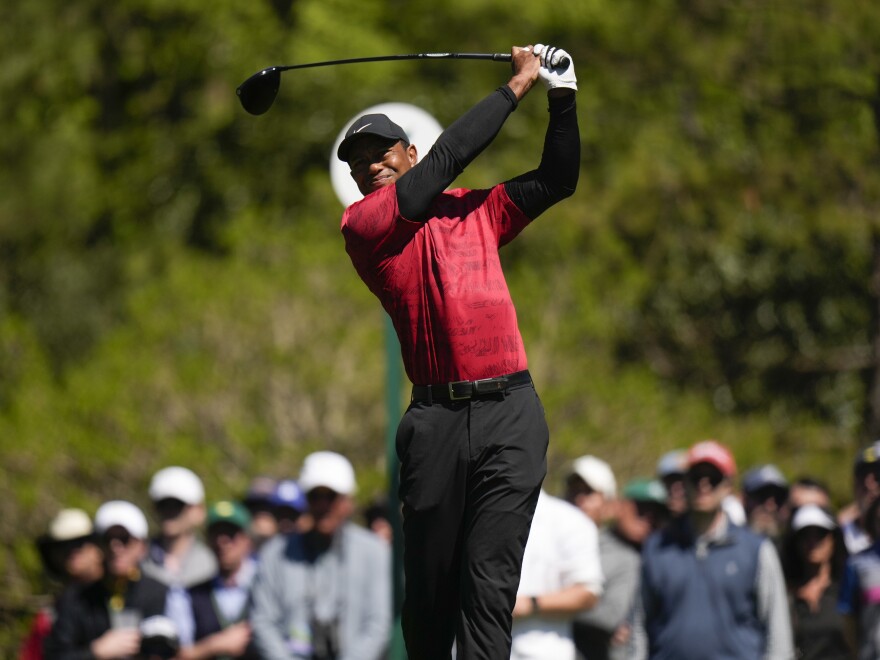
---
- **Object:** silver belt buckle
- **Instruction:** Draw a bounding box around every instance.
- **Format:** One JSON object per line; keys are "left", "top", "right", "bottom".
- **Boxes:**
{"left": 472, "top": 377, "right": 508, "bottom": 395}
{"left": 448, "top": 380, "right": 472, "bottom": 400}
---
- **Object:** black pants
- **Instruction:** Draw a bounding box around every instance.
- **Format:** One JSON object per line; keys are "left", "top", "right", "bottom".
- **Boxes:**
{"left": 396, "top": 383, "right": 548, "bottom": 660}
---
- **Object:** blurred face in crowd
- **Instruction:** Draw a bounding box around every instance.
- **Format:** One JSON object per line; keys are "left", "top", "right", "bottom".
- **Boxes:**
{"left": 102, "top": 526, "right": 146, "bottom": 578}
{"left": 795, "top": 526, "right": 834, "bottom": 567}
{"left": 854, "top": 465, "right": 880, "bottom": 513}
{"left": 245, "top": 500, "right": 279, "bottom": 543}
{"left": 745, "top": 485, "right": 789, "bottom": 538}
{"left": 565, "top": 475, "right": 607, "bottom": 525}
{"left": 307, "top": 488, "right": 353, "bottom": 538}
{"left": 275, "top": 505, "right": 304, "bottom": 535}
{"left": 616, "top": 499, "right": 668, "bottom": 545}
{"left": 154, "top": 498, "right": 205, "bottom": 539}
{"left": 50, "top": 537, "right": 104, "bottom": 584}
{"left": 685, "top": 463, "right": 731, "bottom": 515}
{"left": 788, "top": 482, "right": 831, "bottom": 511}
{"left": 661, "top": 473, "right": 688, "bottom": 517}
{"left": 208, "top": 523, "right": 252, "bottom": 576}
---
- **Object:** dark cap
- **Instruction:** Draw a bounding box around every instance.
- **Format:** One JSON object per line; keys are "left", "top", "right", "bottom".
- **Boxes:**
{"left": 336, "top": 114, "right": 410, "bottom": 162}
{"left": 207, "top": 500, "right": 251, "bottom": 530}
{"left": 855, "top": 441, "right": 880, "bottom": 472}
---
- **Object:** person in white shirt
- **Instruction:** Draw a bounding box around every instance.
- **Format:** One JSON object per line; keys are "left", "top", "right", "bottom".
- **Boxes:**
{"left": 511, "top": 489, "right": 604, "bottom": 660}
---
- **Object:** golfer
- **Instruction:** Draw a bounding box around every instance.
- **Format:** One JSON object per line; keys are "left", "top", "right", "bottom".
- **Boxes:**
{"left": 338, "top": 44, "right": 578, "bottom": 660}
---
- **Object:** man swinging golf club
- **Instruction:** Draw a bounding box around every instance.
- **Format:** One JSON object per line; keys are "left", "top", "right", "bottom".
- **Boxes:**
{"left": 338, "top": 44, "right": 578, "bottom": 660}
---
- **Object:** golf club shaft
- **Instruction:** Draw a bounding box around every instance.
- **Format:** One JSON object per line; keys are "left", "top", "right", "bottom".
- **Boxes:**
{"left": 274, "top": 52, "right": 512, "bottom": 72}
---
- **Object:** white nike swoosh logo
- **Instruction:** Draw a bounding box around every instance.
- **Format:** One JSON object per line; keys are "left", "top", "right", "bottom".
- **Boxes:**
{"left": 354, "top": 123, "right": 372, "bottom": 133}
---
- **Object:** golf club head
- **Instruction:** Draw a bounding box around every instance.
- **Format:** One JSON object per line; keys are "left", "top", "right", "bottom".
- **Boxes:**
{"left": 236, "top": 67, "right": 282, "bottom": 115}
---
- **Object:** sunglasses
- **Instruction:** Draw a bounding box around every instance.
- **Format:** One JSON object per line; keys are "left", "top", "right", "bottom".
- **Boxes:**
{"left": 749, "top": 486, "right": 787, "bottom": 507}
{"left": 306, "top": 489, "right": 340, "bottom": 504}
{"left": 796, "top": 526, "right": 831, "bottom": 542}
{"left": 57, "top": 537, "right": 92, "bottom": 553}
{"left": 635, "top": 501, "right": 669, "bottom": 521}
{"left": 103, "top": 531, "right": 135, "bottom": 547}
{"left": 686, "top": 467, "right": 725, "bottom": 489}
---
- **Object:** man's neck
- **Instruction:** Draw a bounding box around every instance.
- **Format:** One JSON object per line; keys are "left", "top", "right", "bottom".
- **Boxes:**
{"left": 689, "top": 508, "right": 725, "bottom": 538}
{"left": 160, "top": 532, "right": 194, "bottom": 558}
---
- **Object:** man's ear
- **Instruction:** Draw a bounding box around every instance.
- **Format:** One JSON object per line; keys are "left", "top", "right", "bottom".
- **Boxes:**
{"left": 407, "top": 143, "right": 418, "bottom": 166}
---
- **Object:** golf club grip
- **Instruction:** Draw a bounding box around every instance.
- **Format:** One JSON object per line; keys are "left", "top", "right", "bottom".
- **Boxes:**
{"left": 489, "top": 52, "right": 572, "bottom": 68}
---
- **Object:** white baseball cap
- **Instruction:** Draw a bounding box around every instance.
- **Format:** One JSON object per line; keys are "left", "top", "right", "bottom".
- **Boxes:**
{"left": 298, "top": 451, "right": 357, "bottom": 496}
{"left": 95, "top": 500, "right": 149, "bottom": 539}
{"left": 48, "top": 508, "right": 94, "bottom": 542}
{"left": 148, "top": 466, "right": 205, "bottom": 505}
{"left": 791, "top": 504, "right": 837, "bottom": 532}
{"left": 570, "top": 455, "right": 617, "bottom": 500}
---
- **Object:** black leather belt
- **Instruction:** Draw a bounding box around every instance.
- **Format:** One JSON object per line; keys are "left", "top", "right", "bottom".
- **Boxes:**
{"left": 411, "top": 370, "right": 532, "bottom": 403}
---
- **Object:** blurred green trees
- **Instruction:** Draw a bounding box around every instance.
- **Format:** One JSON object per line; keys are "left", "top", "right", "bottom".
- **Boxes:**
{"left": 1, "top": 0, "right": 877, "bottom": 651}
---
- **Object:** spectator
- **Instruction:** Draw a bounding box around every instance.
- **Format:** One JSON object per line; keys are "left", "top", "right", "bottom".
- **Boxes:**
{"left": 781, "top": 504, "right": 851, "bottom": 660}
{"left": 271, "top": 478, "right": 309, "bottom": 535}
{"left": 839, "top": 495, "right": 880, "bottom": 659}
{"left": 175, "top": 500, "right": 260, "bottom": 659}
{"left": 574, "top": 478, "right": 668, "bottom": 660}
{"left": 142, "top": 466, "right": 218, "bottom": 589}
{"left": 362, "top": 496, "right": 393, "bottom": 545}
{"left": 250, "top": 451, "right": 392, "bottom": 660}
{"left": 44, "top": 500, "right": 171, "bottom": 659}
{"left": 243, "top": 476, "right": 279, "bottom": 551}
{"left": 630, "top": 440, "right": 794, "bottom": 659}
{"left": 655, "top": 449, "right": 688, "bottom": 519}
{"left": 564, "top": 455, "right": 617, "bottom": 527}
{"left": 20, "top": 508, "right": 104, "bottom": 660}
{"left": 841, "top": 441, "right": 880, "bottom": 555}
{"left": 743, "top": 464, "right": 791, "bottom": 543}
{"left": 788, "top": 476, "right": 832, "bottom": 512}
{"left": 511, "top": 488, "right": 604, "bottom": 660}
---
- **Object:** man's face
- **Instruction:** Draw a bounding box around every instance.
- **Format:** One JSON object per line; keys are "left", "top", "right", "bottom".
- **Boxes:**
{"left": 154, "top": 498, "right": 203, "bottom": 538}
{"left": 745, "top": 485, "right": 789, "bottom": 538}
{"left": 102, "top": 526, "right": 146, "bottom": 578}
{"left": 616, "top": 499, "right": 668, "bottom": 544}
{"left": 307, "top": 487, "right": 352, "bottom": 537}
{"left": 661, "top": 473, "right": 688, "bottom": 516}
{"left": 685, "top": 463, "right": 731, "bottom": 514}
{"left": 565, "top": 475, "right": 607, "bottom": 525}
{"left": 245, "top": 501, "right": 279, "bottom": 541}
{"left": 208, "top": 523, "right": 252, "bottom": 574}
{"left": 347, "top": 136, "right": 418, "bottom": 196}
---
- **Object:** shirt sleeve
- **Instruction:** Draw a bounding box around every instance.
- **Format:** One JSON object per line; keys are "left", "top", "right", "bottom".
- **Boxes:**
{"left": 627, "top": 587, "right": 649, "bottom": 660}
{"left": 341, "top": 536, "right": 392, "bottom": 660}
{"left": 395, "top": 86, "right": 519, "bottom": 221}
{"left": 249, "top": 541, "right": 296, "bottom": 660}
{"left": 562, "top": 514, "right": 604, "bottom": 596}
{"left": 503, "top": 92, "right": 579, "bottom": 220}
{"left": 755, "top": 539, "right": 795, "bottom": 660}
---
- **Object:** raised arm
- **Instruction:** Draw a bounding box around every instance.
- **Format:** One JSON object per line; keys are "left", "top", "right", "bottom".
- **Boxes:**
{"left": 396, "top": 46, "right": 540, "bottom": 221}
{"left": 504, "top": 45, "right": 579, "bottom": 219}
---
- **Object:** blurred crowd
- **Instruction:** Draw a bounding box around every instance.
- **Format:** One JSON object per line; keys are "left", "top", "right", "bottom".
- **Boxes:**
{"left": 19, "top": 439, "right": 880, "bottom": 659}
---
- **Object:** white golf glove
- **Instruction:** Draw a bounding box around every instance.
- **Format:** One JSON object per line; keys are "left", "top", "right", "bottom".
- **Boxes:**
{"left": 534, "top": 44, "right": 577, "bottom": 91}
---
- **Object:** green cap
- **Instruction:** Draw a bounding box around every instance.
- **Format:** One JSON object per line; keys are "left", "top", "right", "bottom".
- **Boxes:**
{"left": 207, "top": 500, "right": 251, "bottom": 530}
{"left": 622, "top": 478, "right": 668, "bottom": 504}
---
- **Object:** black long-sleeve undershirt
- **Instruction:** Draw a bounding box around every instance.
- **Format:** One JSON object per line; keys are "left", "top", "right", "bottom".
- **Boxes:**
{"left": 395, "top": 86, "right": 579, "bottom": 222}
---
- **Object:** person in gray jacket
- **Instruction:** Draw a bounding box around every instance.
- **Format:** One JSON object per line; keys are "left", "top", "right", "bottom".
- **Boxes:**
{"left": 250, "top": 451, "right": 392, "bottom": 660}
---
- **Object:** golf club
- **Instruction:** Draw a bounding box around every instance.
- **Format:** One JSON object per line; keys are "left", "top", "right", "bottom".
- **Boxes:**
{"left": 236, "top": 51, "right": 570, "bottom": 115}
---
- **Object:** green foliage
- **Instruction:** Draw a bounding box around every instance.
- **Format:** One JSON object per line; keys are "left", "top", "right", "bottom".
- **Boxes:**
{"left": 1, "top": 0, "right": 878, "bottom": 653}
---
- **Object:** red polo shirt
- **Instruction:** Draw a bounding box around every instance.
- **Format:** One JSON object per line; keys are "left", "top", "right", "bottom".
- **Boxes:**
{"left": 341, "top": 183, "right": 532, "bottom": 385}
